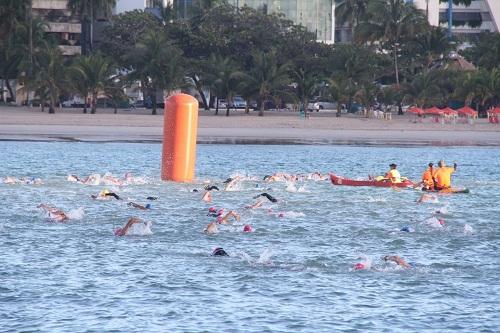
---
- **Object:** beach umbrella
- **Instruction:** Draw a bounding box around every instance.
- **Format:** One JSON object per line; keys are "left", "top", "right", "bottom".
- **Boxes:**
{"left": 424, "top": 107, "right": 444, "bottom": 116}
{"left": 457, "top": 106, "right": 478, "bottom": 117}
{"left": 407, "top": 107, "right": 424, "bottom": 115}
{"left": 442, "top": 107, "right": 458, "bottom": 115}
{"left": 490, "top": 107, "right": 500, "bottom": 115}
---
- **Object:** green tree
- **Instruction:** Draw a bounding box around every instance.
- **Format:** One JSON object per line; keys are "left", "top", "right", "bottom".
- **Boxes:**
{"left": 241, "top": 50, "right": 291, "bottom": 117}
{"left": 402, "top": 70, "right": 441, "bottom": 107}
{"left": 460, "top": 32, "right": 500, "bottom": 70}
{"left": 36, "top": 46, "right": 67, "bottom": 113}
{"left": 456, "top": 68, "right": 500, "bottom": 113}
{"left": 204, "top": 54, "right": 242, "bottom": 116}
{"left": 68, "top": 53, "right": 114, "bottom": 114}
{"left": 335, "top": 0, "right": 369, "bottom": 39}
{"left": 357, "top": 0, "right": 428, "bottom": 87}
{"left": 126, "top": 28, "right": 186, "bottom": 115}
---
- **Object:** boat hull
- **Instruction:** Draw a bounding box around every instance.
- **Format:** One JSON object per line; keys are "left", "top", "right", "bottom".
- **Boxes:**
{"left": 330, "top": 174, "right": 413, "bottom": 188}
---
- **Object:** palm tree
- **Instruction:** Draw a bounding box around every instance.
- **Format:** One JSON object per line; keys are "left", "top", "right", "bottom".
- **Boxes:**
{"left": 457, "top": 68, "right": 500, "bottom": 114}
{"left": 36, "top": 46, "right": 67, "bottom": 113}
{"left": 68, "top": 53, "right": 114, "bottom": 114}
{"left": 126, "top": 28, "right": 186, "bottom": 115}
{"left": 290, "top": 66, "right": 323, "bottom": 114}
{"left": 356, "top": 0, "right": 428, "bottom": 87}
{"left": 402, "top": 70, "right": 441, "bottom": 108}
{"left": 335, "top": 0, "right": 369, "bottom": 40}
{"left": 204, "top": 54, "right": 242, "bottom": 116}
{"left": 241, "top": 50, "right": 291, "bottom": 116}
{"left": 67, "top": 0, "right": 116, "bottom": 54}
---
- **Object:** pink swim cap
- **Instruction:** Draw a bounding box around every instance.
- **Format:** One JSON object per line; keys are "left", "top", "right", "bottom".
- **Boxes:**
{"left": 217, "top": 209, "right": 224, "bottom": 216}
{"left": 354, "top": 263, "right": 365, "bottom": 270}
{"left": 439, "top": 219, "right": 445, "bottom": 226}
{"left": 208, "top": 207, "right": 216, "bottom": 213}
{"left": 278, "top": 213, "right": 285, "bottom": 218}
{"left": 243, "top": 225, "right": 252, "bottom": 232}
{"left": 114, "top": 228, "right": 123, "bottom": 236}
{"left": 216, "top": 216, "right": 223, "bottom": 223}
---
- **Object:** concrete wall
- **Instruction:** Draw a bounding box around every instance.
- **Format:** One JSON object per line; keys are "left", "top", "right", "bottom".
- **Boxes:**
{"left": 485, "top": 0, "right": 499, "bottom": 31}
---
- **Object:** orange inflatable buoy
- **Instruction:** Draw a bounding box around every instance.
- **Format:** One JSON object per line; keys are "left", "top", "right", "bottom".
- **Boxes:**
{"left": 161, "top": 94, "right": 199, "bottom": 182}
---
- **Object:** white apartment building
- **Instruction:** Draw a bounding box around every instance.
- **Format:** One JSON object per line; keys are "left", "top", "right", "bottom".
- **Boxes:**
{"left": 438, "top": 0, "right": 499, "bottom": 38}
{"left": 32, "top": 0, "right": 82, "bottom": 55}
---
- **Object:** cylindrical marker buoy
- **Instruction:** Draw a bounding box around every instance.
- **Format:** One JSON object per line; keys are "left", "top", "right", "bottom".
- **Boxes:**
{"left": 161, "top": 94, "right": 199, "bottom": 182}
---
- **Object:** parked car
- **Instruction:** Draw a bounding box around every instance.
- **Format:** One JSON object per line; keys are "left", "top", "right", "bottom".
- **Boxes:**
{"left": 217, "top": 99, "right": 227, "bottom": 108}
{"left": 232, "top": 96, "right": 247, "bottom": 109}
{"left": 308, "top": 101, "right": 337, "bottom": 111}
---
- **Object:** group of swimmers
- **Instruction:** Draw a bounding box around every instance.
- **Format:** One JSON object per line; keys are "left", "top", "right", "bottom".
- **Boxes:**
{"left": 0, "top": 176, "right": 43, "bottom": 185}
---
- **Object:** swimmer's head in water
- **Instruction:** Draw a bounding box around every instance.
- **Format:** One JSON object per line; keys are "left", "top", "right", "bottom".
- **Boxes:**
{"left": 400, "top": 226, "right": 412, "bottom": 232}
{"left": 263, "top": 175, "right": 271, "bottom": 181}
{"left": 208, "top": 207, "right": 217, "bottom": 213}
{"left": 146, "top": 196, "right": 158, "bottom": 201}
{"left": 145, "top": 204, "right": 151, "bottom": 209}
{"left": 353, "top": 263, "right": 365, "bottom": 270}
{"left": 222, "top": 178, "right": 233, "bottom": 184}
{"left": 212, "top": 247, "right": 228, "bottom": 256}
{"left": 243, "top": 225, "right": 252, "bottom": 232}
{"left": 192, "top": 189, "right": 199, "bottom": 192}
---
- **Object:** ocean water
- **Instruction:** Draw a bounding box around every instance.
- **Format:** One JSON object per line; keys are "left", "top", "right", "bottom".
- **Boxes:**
{"left": 0, "top": 142, "right": 499, "bottom": 333}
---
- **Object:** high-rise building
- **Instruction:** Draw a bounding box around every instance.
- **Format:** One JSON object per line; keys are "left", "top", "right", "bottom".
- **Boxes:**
{"left": 32, "top": 0, "right": 82, "bottom": 55}
{"left": 230, "top": 0, "right": 335, "bottom": 43}
{"left": 438, "top": 0, "right": 499, "bottom": 39}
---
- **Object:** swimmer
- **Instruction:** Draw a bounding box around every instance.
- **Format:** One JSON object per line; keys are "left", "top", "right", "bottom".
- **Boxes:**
{"left": 91, "top": 189, "right": 121, "bottom": 200}
{"left": 243, "top": 224, "right": 253, "bottom": 232}
{"left": 204, "top": 185, "right": 220, "bottom": 191}
{"left": 383, "top": 255, "right": 412, "bottom": 269}
{"left": 417, "top": 193, "right": 437, "bottom": 203}
{"left": 202, "top": 191, "right": 212, "bottom": 203}
{"left": 224, "top": 177, "right": 240, "bottom": 191}
{"left": 218, "top": 210, "right": 240, "bottom": 225}
{"left": 212, "top": 247, "right": 228, "bottom": 256}
{"left": 146, "top": 196, "right": 158, "bottom": 201}
{"left": 37, "top": 204, "right": 69, "bottom": 222}
{"left": 3, "top": 176, "right": 18, "bottom": 184}
{"left": 253, "top": 193, "right": 278, "bottom": 203}
{"left": 67, "top": 174, "right": 80, "bottom": 182}
{"left": 114, "top": 217, "right": 143, "bottom": 236}
{"left": 127, "top": 202, "right": 151, "bottom": 210}
{"left": 204, "top": 222, "right": 218, "bottom": 234}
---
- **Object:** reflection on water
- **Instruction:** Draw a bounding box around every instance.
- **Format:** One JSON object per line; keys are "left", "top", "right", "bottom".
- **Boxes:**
{"left": 0, "top": 143, "right": 499, "bottom": 332}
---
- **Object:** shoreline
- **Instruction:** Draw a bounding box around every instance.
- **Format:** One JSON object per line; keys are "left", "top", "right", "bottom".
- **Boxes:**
{"left": 1, "top": 107, "right": 499, "bottom": 147}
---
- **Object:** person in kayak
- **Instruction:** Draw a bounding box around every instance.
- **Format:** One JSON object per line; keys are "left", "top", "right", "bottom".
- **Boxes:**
{"left": 434, "top": 160, "right": 457, "bottom": 190}
{"left": 421, "top": 162, "right": 435, "bottom": 190}
{"left": 385, "top": 163, "right": 402, "bottom": 183}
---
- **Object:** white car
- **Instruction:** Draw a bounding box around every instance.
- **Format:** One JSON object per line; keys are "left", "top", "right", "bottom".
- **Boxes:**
{"left": 308, "top": 101, "right": 337, "bottom": 111}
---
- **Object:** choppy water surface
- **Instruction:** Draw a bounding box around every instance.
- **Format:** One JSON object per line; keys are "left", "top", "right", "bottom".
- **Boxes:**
{"left": 0, "top": 142, "right": 499, "bottom": 332}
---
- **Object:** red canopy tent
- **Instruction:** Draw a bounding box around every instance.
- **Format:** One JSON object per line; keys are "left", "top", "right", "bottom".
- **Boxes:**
{"left": 442, "top": 107, "right": 458, "bottom": 116}
{"left": 424, "top": 107, "right": 444, "bottom": 116}
{"left": 457, "top": 106, "right": 478, "bottom": 117}
{"left": 490, "top": 107, "right": 500, "bottom": 115}
{"left": 407, "top": 107, "right": 424, "bottom": 115}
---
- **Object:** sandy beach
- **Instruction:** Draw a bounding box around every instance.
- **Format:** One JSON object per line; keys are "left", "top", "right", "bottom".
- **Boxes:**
{"left": 0, "top": 106, "right": 499, "bottom": 146}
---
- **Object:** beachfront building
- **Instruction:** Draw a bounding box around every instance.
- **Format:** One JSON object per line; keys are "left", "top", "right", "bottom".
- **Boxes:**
{"left": 32, "top": 0, "right": 82, "bottom": 56}
{"left": 438, "top": 0, "right": 499, "bottom": 39}
{"left": 114, "top": 0, "right": 172, "bottom": 15}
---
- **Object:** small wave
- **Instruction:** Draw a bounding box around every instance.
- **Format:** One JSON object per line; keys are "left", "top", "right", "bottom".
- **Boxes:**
{"left": 127, "top": 221, "right": 153, "bottom": 236}
{"left": 277, "top": 211, "right": 306, "bottom": 218}
{"left": 67, "top": 207, "right": 84, "bottom": 220}
{"left": 463, "top": 224, "right": 474, "bottom": 235}
{"left": 368, "top": 196, "right": 387, "bottom": 203}
{"left": 423, "top": 217, "right": 444, "bottom": 229}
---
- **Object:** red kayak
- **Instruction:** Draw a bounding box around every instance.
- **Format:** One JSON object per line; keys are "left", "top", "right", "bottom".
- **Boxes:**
{"left": 330, "top": 173, "right": 414, "bottom": 188}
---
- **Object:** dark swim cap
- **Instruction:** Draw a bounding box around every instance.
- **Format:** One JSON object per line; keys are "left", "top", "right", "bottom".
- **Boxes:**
{"left": 212, "top": 247, "right": 228, "bottom": 256}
